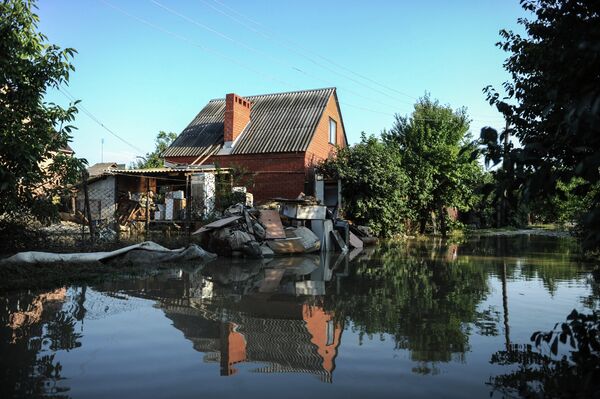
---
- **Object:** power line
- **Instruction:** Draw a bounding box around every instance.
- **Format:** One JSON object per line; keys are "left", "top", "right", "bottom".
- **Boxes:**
{"left": 100, "top": 0, "right": 292, "bottom": 88}
{"left": 203, "top": 0, "right": 506, "bottom": 122}
{"left": 100, "top": 1, "right": 505, "bottom": 127}
{"left": 58, "top": 87, "right": 144, "bottom": 153}
{"left": 149, "top": 0, "right": 411, "bottom": 112}
{"left": 211, "top": 0, "right": 419, "bottom": 102}
{"left": 148, "top": 0, "right": 504, "bottom": 123}
{"left": 197, "top": 0, "right": 416, "bottom": 107}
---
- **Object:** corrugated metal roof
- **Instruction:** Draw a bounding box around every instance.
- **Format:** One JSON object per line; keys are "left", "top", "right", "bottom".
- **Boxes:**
{"left": 109, "top": 166, "right": 228, "bottom": 174}
{"left": 163, "top": 87, "right": 336, "bottom": 157}
{"left": 163, "top": 99, "right": 226, "bottom": 158}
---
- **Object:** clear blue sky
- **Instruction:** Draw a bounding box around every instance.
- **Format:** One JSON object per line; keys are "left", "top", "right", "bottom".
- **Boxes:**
{"left": 38, "top": 0, "right": 526, "bottom": 165}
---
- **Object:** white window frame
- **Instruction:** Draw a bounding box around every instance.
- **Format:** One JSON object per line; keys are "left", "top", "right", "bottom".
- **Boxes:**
{"left": 329, "top": 118, "right": 337, "bottom": 145}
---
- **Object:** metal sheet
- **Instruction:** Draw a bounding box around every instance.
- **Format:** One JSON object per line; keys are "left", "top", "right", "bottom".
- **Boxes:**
{"left": 164, "top": 88, "right": 336, "bottom": 157}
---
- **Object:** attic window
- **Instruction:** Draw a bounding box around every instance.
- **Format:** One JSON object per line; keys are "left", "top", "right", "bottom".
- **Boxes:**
{"left": 329, "top": 118, "right": 337, "bottom": 145}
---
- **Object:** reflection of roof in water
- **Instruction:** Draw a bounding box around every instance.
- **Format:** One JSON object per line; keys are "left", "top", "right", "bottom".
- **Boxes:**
{"left": 159, "top": 299, "right": 340, "bottom": 383}
{"left": 237, "top": 316, "right": 326, "bottom": 375}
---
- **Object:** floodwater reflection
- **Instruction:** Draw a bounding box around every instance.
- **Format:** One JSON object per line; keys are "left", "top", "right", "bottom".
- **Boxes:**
{"left": 1, "top": 235, "right": 597, "bottom": 398}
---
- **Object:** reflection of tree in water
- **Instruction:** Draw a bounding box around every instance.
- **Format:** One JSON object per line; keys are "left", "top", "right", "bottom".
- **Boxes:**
{"left": 327, "top": 240, "right": 491, "bottom": 371}
{"left": 487, "top": 257, "right": 600, "bottom": 398}
{"left": 460, "top": 235, "right": 589, "bottom": 296}
{"left": 0, "top": 287, "right": 86, "bottom": 398}
{"left": 488, "top": 310, "right": 600, "bottom": 398}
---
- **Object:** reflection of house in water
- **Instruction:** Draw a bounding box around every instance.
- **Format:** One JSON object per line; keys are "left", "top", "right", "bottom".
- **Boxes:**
{"left": 162, "top": 296, "right": 342, "bottom": 382}
{"left": 99, "top": 253, "right": 347, "bottom": 383}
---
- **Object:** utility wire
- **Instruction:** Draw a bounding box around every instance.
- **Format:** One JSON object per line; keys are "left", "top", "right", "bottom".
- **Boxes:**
{"left": 58, "top": 87, "right": 144, "bottom": 153}
{"left": 211, "top": 0, "right": 418, "bottom": 101}
{"left": 100, "top": 0, "right": 292, "bottom": 87}
{"left": 204, "top": 0, "right": 505, "bottom": 122}
{"left": 150, "top": 0, "right": 411, "bottom": 111}
{"left": 100, "top": 1, "right": 504, "bottom": 127}
{"left": 213, "top": 0, "right": 418, "bottom": 100}
{"left": 197, "top": 0, "right": 415, "bottom": 106}
{"left": 148, "top": 0, "right": 504, "bottom": 123}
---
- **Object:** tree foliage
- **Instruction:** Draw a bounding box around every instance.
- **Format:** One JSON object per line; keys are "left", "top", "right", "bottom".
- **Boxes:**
{"left": 484, "top": 0, "right": 600, "bottom": 249}
{"left": 317, "top": 133, "right": 410, "bottom": 236}
{"left": 384, "top": 95, "right": 482, "bottom": 236}
{"left": 319, "top": 96, "right": 482, "bottom": 237}
{"left": 131, "top": 131, "right": 177, "bottom": 169}
{"left": 0, "top": 0, "right": 84, "bottom": 221}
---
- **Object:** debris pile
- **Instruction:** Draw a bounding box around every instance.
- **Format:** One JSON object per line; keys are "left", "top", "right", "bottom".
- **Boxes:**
{"left": 193, "top": 195, "right": 371, "bottom": 258}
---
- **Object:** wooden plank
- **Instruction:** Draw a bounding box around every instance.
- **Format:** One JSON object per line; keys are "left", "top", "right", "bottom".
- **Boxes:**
{"left": 266, "top": 237, "right": 306, "bottom": 254}
{"left": 349, "top": 231, "right": 364, "bottom": 248}
{"left": 191, "top": 215, "right": 241, "bottom": 235}
{"left": 259, "top": 209, "right": 286, "bottom": 239}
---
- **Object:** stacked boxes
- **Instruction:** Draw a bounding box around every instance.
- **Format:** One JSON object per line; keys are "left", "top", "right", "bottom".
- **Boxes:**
{"left": 164, "top": 191, "right": 186, "bottom": 220}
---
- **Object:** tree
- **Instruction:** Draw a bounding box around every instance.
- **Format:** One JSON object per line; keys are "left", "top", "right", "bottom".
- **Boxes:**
{"left": 0, "top": 0, "right": 84, "bottom": 220}
{"left": 317, "top": 133, "right": 410, "bottom": 237}
{"left": 131, "top": 131, "right": 178, "bottom": 169}
{"left": 384, "top": 95, "right": 481, "bottom": 236}
{"left": 485, "top": 0, "right": 600, "bottom": 249}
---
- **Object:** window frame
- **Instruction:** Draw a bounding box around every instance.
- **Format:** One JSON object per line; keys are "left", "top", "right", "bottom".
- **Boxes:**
{"left": 328, "top": 118, "right": 337, "bottom": 145}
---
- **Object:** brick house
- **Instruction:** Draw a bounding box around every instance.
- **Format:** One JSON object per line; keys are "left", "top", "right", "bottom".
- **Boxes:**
{"left": 163, "top": 87, "right": 347, "bottom": 202}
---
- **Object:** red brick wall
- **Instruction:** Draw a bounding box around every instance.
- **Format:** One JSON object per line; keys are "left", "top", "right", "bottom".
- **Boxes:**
{"left": 305, "top": 93, "right": 347, "bottom": 168}
{"left": 165, "top": 153, "right": 307, "bottom": 202}
{"left": 224, "top": 93, "right": 251, "bottom": 142}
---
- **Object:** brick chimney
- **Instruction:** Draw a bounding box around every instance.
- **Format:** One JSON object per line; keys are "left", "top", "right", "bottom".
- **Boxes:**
{"left": 224, "top": 93, "right": 251, "bottom": 143}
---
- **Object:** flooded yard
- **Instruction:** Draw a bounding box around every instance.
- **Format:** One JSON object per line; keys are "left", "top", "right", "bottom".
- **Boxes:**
{"left": 1, "top": 235, "right": 597, "bottom": 398}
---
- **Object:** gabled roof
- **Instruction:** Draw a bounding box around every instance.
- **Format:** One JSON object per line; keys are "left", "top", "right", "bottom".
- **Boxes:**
{"left": 60, "top": 144, "right": 74, "bottom": 154}
{"left": 87, "top": 162, "right": 119, "bottom": 177}
{"left": 163, "top": 87, "right": 338, "bottom": 157}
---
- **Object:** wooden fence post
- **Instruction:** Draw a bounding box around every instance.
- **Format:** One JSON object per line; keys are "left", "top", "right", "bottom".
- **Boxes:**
{"left": 82, "top": 171, "right": 95, "bottom": 243}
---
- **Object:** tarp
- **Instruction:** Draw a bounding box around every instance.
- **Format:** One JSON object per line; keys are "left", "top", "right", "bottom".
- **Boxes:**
{"left": 0, "top": 241, "right": 217, "bottom": 265}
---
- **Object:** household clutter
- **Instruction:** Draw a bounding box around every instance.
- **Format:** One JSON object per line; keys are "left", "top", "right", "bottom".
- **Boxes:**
{"left": 192, "top": 194, "right": 376, "bottom": 258}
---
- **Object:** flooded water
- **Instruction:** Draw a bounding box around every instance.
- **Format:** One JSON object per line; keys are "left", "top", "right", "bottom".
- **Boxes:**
{"left": 1, "top": 235, "right": 598, "bottom": 398}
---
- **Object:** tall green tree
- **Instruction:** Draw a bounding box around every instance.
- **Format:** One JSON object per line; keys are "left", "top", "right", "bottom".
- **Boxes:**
{"left": 485, "top": 0, "right": 600, "bottom": 249}
{"left": 132, "top": 131, "right": 177, "bottom": 169}
{"left": 0, "top": 0, "right": 84, "bottom": 220}
{"left": 317, "top": 133, "right": 410, "bottom": 237}
{"left": 384, "top": 95, "right": 481, "bottom": 236}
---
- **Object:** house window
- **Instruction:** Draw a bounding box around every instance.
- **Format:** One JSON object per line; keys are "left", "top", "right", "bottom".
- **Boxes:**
{"left": 329, "top": 118, "right": 337, "bottom": 145}
{"left": 326, "top": 320, "right": 334, "bottom": 345}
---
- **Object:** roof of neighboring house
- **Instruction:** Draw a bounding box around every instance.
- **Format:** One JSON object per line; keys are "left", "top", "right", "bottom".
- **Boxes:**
{"left": 87, "top": 162, "right": 119, "bottom": 177}
{"left": 60, "top": 144, "right": 74, "bottom": 154}
{"left": 163, "top": 87, "right": 343, "bottom": 158}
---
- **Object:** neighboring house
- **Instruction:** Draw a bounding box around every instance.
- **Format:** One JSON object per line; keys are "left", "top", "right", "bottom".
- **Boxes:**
{"left": 86, "top": 162, "right": 121, "bottom": 177}
{"left": 163, "top": 87, "right": 347, "bottom": 202}
{"left": 37, "top": 144, "right": 76, "bottom": 192}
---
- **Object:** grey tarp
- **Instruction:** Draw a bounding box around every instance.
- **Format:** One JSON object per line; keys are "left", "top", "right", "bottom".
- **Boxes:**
{"left": 0, "top": 241, "right": 216, "bottom": 265}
